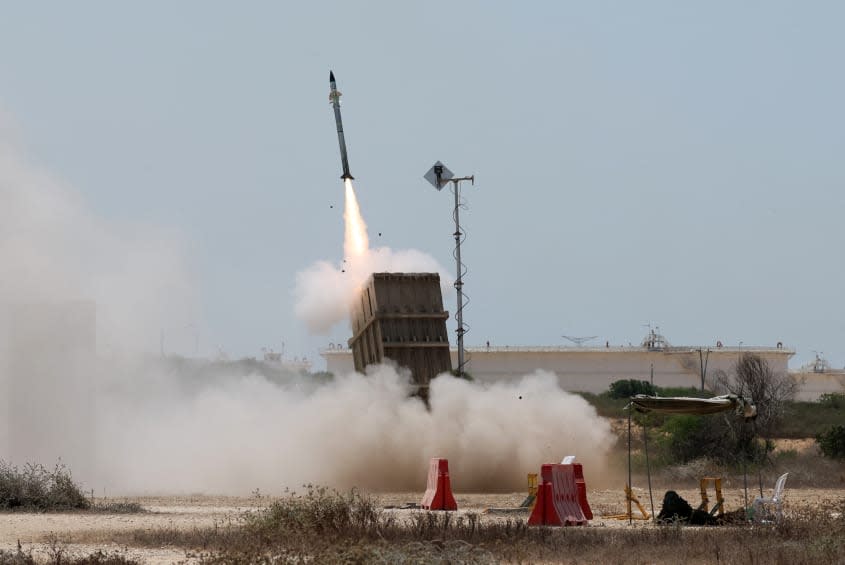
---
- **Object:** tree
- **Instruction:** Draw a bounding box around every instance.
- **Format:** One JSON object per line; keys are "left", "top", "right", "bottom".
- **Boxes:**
{"left": 658, "top": 354, "right": 797, "bottom": 466}
{"left": 606, "top": 379, "right": 656, "bottom": 399}
{"left": 713, "top": 353, "right": 798, "bottom": 436}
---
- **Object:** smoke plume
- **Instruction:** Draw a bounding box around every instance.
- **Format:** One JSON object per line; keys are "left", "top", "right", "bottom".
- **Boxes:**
{"left": 0, "top": 115, "right": 616, "bottom": 495}
{"left": 294, "top": 179, "right": 449, "bottom": 334}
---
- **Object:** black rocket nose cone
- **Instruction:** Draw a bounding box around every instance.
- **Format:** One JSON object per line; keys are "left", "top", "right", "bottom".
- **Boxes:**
{"left": 329, "top": 70, "right": 335, "bottom": 83}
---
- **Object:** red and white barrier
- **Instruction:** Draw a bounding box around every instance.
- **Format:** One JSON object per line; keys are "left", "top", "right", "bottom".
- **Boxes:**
{"left": 528, "top": 463, "right": 588, "bottom": 526}
{"left": 572, "top": 463, "right": 593, "bottom": 519}
{"left": 420, "top": 458, "right": 457, "bottom": 511}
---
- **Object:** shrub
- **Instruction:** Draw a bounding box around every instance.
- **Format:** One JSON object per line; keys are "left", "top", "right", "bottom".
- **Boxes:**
{"left": 248, "top": 485, "right": 381, "bottom": 537}
{"left": 816, "top": 425, "right": 845, "bottom": 460}
{"left": 607, "top": 379, "right": 656, "bottom": 399}
{"left": 93, "top": 501, "right": 144, "bottom": 514}
{"left": 656, "top": 413, "right": 770, "bottom": 466}
{"left": 779, "top": 400, "right": 845, "bottom": 438}
{"left": 0, "top": 461, "right": 91, "bottom": 511}
{"left": 818, "top": 393, "right": 845, "bottom": 410}
{"left": 0, "top": 545, "right": 141, "bottom": 564}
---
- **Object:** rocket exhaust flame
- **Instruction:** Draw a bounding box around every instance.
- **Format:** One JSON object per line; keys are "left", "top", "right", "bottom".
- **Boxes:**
{"left": 343, "top": 179, "right": 369, "bottom": 259}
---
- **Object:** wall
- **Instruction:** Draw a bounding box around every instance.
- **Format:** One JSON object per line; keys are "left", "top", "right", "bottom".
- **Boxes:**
{"left": 320, "top": 344, "right": 829, "bottom": 397}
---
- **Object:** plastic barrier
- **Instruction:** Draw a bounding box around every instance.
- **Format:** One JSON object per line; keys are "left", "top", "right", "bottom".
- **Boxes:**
{"left": 528, "top": 464, "right": 588, "bottom": 526}
{"left": 420, "top": 458, "right": 458, "bottom": 511}
{"left": 572, "top": 463, "right": 593, "bottom": 519}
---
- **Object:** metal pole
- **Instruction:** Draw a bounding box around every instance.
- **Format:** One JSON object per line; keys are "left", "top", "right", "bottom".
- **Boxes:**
{"left": 453, "top": 180, "right": 465, "bottom": 376}
{"left": 698, "top": 348, "right": 710, "bottom": 392}
{"left": 643, "top": 418, "right": 655, "bottom": 522}
{"left": 755, "top": 420, "right": 764, "bottom": 498}
{"left": 743, "top": 445, "right": 749, "bottom": 519}
{"left": 625, "top": 404, "right": 628, "bottom": 526}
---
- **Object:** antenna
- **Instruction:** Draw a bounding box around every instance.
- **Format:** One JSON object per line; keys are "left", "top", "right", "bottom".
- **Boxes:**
{"left": 812, "top": 351, "right": 829, "bottom": 373}
{"left": 424, "top": 161, "right": 475, "bottom": 377}
{"left": 562, "top": 335, "right": 598, "bottom": 347}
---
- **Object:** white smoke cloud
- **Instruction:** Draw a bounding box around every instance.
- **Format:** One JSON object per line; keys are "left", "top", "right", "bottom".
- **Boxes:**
{"left": 0, "top": 113, "right": 616, "bottom": 496}
{"left": 294, "top": 178, "right": 451, "bottom": 334}
{"left": 294, "top": 246, "right": 450, "bottom": 334}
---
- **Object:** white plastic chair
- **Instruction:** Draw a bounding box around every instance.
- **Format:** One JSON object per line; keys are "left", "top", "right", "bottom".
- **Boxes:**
{"left": 752, "top": 472, "right": 789, "bottom": 523}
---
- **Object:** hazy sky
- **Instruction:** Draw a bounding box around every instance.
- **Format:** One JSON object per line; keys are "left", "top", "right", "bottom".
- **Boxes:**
{"left": 1, "top": 1, "right": 842, "bottom": 369}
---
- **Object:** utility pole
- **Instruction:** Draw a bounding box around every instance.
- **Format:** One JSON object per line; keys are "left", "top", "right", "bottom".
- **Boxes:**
{"left": 424, "top": 161, "right": 475, "bottom": 377}
{"left": 698, "top": 348, "right": 710, "bottom": 392}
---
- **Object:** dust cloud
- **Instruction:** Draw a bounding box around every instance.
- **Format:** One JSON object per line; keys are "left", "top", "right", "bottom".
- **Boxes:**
{"left": 97, "top": 365, "right": 615, "bottom": 493}
{"left": 0, "top": 116, "right": 615, "bottom": 495}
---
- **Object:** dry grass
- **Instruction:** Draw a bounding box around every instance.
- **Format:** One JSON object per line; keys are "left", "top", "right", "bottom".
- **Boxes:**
{"left": 0, "top": 540, "right": 141, "bottom": 564}
{"left": 99, "top": 485, "right": 845, "bottom": 564}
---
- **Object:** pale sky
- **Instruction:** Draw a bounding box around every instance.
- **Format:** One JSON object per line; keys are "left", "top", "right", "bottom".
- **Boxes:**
{"left": 1, "top": 1, "right": 842, "bottom": 369}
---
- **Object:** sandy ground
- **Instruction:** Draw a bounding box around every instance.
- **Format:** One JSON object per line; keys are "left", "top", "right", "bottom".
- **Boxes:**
{"left": 2, "top": 488, "right": 843, "bottom": 564}
{"left": 0, "top": 497, "right": 264, "bottom": 564}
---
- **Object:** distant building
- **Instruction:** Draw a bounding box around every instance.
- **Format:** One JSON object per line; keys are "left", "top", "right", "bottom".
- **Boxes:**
{"left": 321, "top": 329, "right": 820, "bottom": 398}
{"left": 789, "top": 353, "right": 845, "bottom": 400}
{"left": 262, "top": 347, "right": 312, "bottom": 372}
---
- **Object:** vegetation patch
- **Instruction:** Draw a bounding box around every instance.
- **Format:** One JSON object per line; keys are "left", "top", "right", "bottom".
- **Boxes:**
{"left": 780, "top": 398, "right": 845, "bottom": 438}
{"left": 817, "top": 425, "right": 845, "bottom": 460}
{"left": 0, "top": 461, "right": 90, "bottom": 512}
{"left": 92, "top": 500, "right": 145, "bottom": 514}
{"left": 105, "top": 486, "right": 845, "bottom": 564}
{"left": 0, "top": 540, "right": 141, "bottom": 564}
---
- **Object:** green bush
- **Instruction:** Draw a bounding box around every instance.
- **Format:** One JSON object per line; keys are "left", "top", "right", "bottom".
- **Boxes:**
{"left": 606, "top": 379, "right": 656, "bottom": 399}
{"left": 659, "top": 415, "right": 703, "bottom": 463}
{"left": 818, "top": 393, "right": 845, "bottom": 410}
{"left": 0, "top": 461, "right": 91, "bottom": 511}
{"left": 655, "top": 414, "right": 770, "bottom": 466}
{"left": 779, "top": 400, "right": 845, "bottom": 437}
{"left": 816, "top": 425, "right": 845, "bottom": 460}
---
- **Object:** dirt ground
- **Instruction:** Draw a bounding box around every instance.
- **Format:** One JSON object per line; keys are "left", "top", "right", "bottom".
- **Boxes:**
{"left": 2, "top": 487, "right": 844, "bottom": 564}
{"left": 0, "top": 497, "right": 265, "bottom": 564}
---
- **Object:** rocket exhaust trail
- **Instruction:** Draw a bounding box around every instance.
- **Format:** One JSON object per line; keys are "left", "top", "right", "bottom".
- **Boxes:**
{"left": 343, "top": 178, "right": 369, "bottom": 259}
{"left": 329, "top": 71, "right": 353, "bottom": 180}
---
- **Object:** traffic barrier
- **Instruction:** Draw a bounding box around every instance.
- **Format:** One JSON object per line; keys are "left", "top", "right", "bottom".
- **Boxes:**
{"left": 528, "top": 464, "right": 588, "bottom": 526}
{"left": 572, "top": 463, "right": 593, "bottom": 519}
{"left": 420, "top": 458, "right": 457, "bottom": 511}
